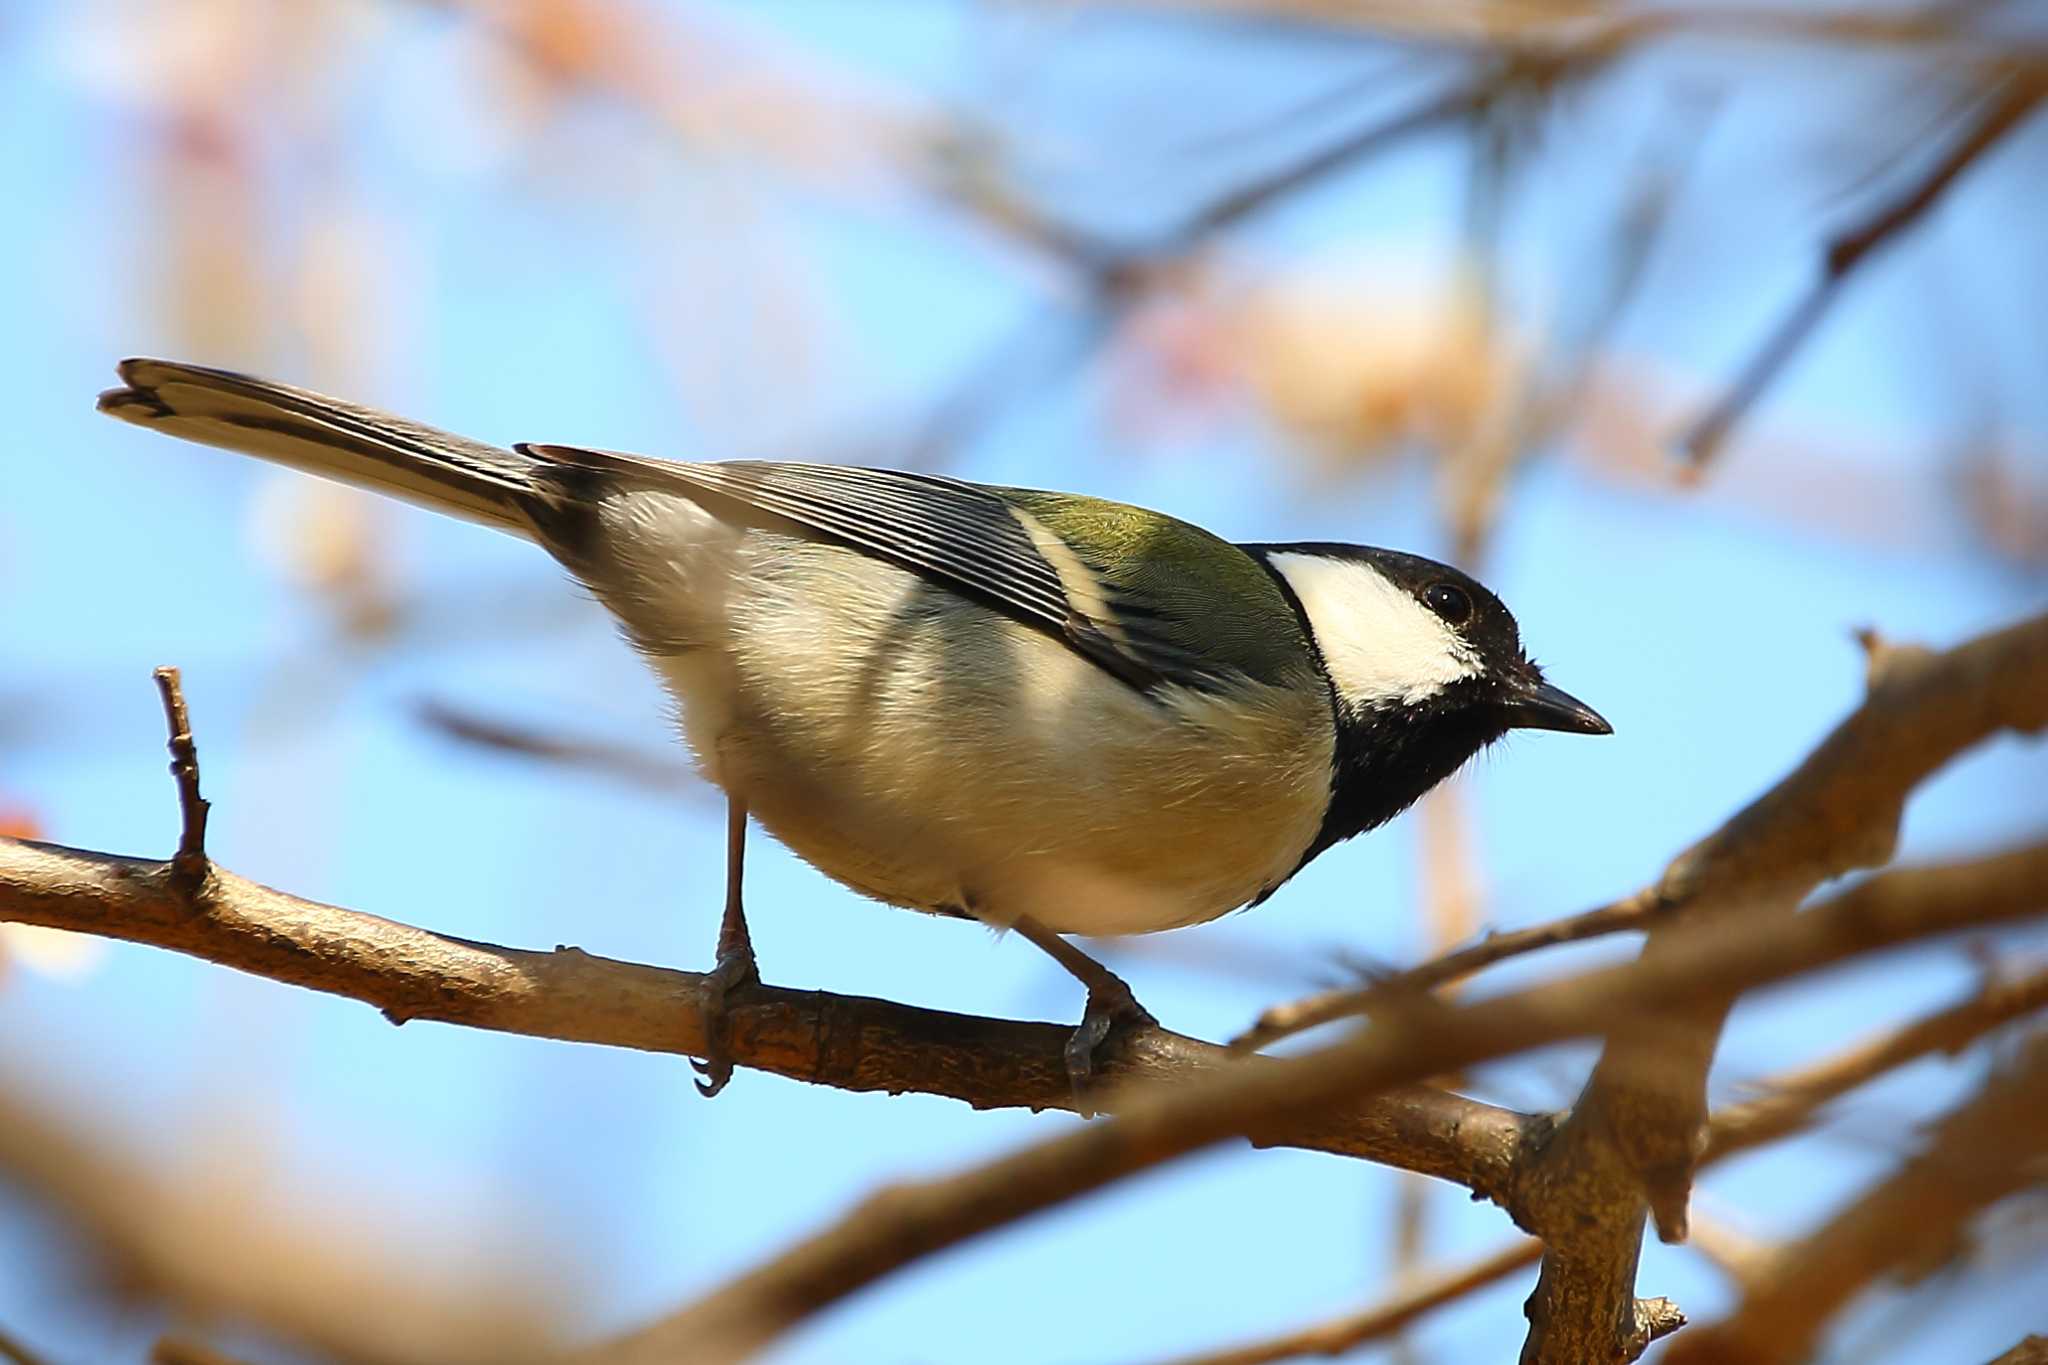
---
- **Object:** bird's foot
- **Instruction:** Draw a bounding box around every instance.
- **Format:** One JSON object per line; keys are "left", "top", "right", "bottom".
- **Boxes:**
{"left": 691, "top": 945, "right": 761, "bottom": 1099}
{"left": 1066, "top": 978, "right": 1156, "bottom": 1116}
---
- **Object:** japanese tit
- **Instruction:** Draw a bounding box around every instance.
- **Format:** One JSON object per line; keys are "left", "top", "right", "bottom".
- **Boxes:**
{"left": 98, "top": 359, "right": 1609, "bottom": 1089}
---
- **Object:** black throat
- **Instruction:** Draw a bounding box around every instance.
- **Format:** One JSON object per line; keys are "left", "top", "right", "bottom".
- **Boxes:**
{"left": 1246, "top": 548, "right": 1512, "bottom": 901}
{"left": 1315, "top": 686, "right": 1508, "bottom": 856}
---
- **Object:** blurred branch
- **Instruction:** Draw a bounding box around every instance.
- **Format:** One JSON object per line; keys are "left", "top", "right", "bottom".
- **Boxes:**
{"left": 911, "top": 78, "right": 1493, "bottom": 461}
{"left": 1517, "top": 613, "right": 2048, "bottom": 1363}
{"left": 1679, "top": 76, "right": 2046, "bottom": 465}
{"left": 1157, "top": 1238, "right": 1543, "bottom": 1365}
{"left": 150, "top": 1340, "right": 260, "bottom": 1365}
{"left": 1703, "top": 965, "right": 2048, "bottom": 1161}
{"left": 0, "top": 1073, "right": 565, "bottom": 1365}
{"left": 1664, "top": 1038, "right": 2048, "bottom": 1365}
{"left": 1234, "top": 883, "right": 1668, "bottom": 1050}
{"left": 1099, "top": 1, "right": 2048, "bottom": 72}
{"left": 0, "top": 1326, "right": 52, "bottom": 1365}
{"left": 414, "top": 697, "right": 702, "bottom": 798}
{"left": 1173, "top": 962, "right": 2048, "bottom": 1365}
{"left": 589, "top": 842, "right": 2044, "bottom": 1365}
{"left": 1991, "top": 1338, "right": 2048, "bottom": 1365}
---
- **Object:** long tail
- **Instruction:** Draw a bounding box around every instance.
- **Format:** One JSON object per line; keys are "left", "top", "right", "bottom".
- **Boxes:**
{"left": 98, "top": 358, "right": 545, "bottom": 535}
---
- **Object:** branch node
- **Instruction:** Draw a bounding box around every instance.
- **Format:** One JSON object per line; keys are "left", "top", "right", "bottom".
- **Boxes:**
{"left": 1629, "top": 1297, "right": 1688, "bottom": 1353}
{"left": 1647, "top": 1173, "right": 1693, "bottom": 1244}
{"left": 151, "top": 667, "right": 210, "bottom": 889}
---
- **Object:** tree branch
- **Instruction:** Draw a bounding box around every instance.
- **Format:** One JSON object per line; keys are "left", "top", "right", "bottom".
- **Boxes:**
{"left": 1234, "top": 885, "right": 1667, "bottom": 1051}
{"left": 1156, "top": 1239, "right": 1542, "bottom": 1365}
{"left": 1703, "top": 965, "right": 2048, "bottom": 1162}
{"left": 1172, "top": 961, "right": 2048, "bottom": 1365}
{"left": 1678, "top": 76, "right": 2046, "bottom": 465}
{"left": 1516, "top": 612, "right": 2048, "bottom": 1364}
{"left": 588, "top": 842, "right": 2045, "bottom": 1364}
{"left": 151, "top": 665, "right": 209, "bottom": 881}
{"left": 9, "top": 611, "right": 2042, "bottom": 1365}
{"left": 1664, "top": 1039, "right": 2048, "bottom": 1365}
{"left": 0, "top": 837, "right": 1532, "bottom": 1189}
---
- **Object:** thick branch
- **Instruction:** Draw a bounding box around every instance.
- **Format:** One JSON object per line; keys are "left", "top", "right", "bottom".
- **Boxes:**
{"left": 0, "top": 838, "right": 1529, "bottom": 1191}
{"left": 588, "top": 843, "right": 2045, "bottom": 1365}
{"left": 1516, "top": 612, "right": 2048, "bottom": 1364}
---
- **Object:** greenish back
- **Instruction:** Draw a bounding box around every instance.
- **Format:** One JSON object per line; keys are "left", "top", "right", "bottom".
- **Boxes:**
{"left": 999, "top": 488, "right": 1318, "bottom": 690}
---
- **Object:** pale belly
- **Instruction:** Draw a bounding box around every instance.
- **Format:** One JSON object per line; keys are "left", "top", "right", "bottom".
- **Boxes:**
{"left": 587, "top": 505, "right": 1334, "bottom": 936}
{"left": 652, "top": 575, "right": 1333, "bottom": 936}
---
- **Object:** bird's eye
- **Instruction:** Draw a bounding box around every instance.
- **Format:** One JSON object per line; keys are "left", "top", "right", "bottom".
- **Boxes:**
{"left": 1424, "top": 582, "right": 1472, "bottom": 626}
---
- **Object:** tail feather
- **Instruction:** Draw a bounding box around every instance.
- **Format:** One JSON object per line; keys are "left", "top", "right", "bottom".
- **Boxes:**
{"left": 98, "top": 358, "right": 542, "bottom": 534}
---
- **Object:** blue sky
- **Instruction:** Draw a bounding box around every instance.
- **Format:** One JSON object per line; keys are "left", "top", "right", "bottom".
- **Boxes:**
{"left": 2, "top": 5, "right": 2044, "bottom": 1363}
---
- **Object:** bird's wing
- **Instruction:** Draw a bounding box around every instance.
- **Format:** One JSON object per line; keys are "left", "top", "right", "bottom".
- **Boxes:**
{"left": 520, "top": 451, "right": 1303, "bottom": 694}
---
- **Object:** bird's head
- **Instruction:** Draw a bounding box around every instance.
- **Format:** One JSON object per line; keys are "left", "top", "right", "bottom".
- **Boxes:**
{"left": 1251, "top": 543, "right": 1610, "bottom": 853}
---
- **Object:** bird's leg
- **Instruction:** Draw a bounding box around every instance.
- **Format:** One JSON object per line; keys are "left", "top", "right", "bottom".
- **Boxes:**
{"left": 1009, "top": 916, "right": 1156, "bottom": 1111}
{"left": 691, "top": 795, "right": 760, "bottom": 1098}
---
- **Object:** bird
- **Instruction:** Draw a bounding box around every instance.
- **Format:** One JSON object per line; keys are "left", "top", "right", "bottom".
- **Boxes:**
{"left": 98, "top": 357, "right": 1611, "bottom": 1098}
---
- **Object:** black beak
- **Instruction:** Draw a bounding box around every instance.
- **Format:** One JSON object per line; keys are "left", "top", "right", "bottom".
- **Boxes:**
{"left": 1502, "top": 676, "right": 1612, "bottom": 735}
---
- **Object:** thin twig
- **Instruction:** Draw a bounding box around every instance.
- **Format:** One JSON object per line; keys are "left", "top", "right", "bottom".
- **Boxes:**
{"left": 1678, "top": 77, "right": 2046, "bottom": 465}
{"left": 1704, "top": 965, "right": 2048, "bottom": 1162}
{"left": 151, "top": 666, "right": 209, "bottom": 881}
{"left": 1235, "top": 886, "right": 1666, "bottom": 1051}
{"left": 1157, "top": 1239, "right": 1542, "bottom": 1365}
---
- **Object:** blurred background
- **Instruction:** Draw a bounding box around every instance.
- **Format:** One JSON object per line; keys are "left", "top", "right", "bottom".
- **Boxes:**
{"left": 2, "top": 2, "right": 2045, "bottom": 1362}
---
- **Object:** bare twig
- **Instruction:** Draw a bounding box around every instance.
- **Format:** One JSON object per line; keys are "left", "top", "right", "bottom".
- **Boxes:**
{"left": 1704, "top": 965, "right": 2048, "bottom": 1161}
{"left": 1235, "top": 886, "right": 1665, "bottom": 1050}
{"left": 151, "top": 666, "right": 208, "bottom": 881}
{"left": 1156, "top": 1238, "right": 1542, "bottom": 1365}
{"left": 1665, "top": 1040, "right": 2048, "bottom": 1365}
{"left": 1678, "top": 78, "right": 2047, "bottom": 465}
{"left": 586, "top": 844, "right": 2046, "bottom": 1365}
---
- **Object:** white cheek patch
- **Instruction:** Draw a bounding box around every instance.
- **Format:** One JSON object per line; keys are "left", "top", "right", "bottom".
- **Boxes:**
{"left": 1266, "top": 553, "right": 1483, "bottom": 708}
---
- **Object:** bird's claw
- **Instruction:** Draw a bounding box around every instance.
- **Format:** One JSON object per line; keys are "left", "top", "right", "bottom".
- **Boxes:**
{"left": 1066, "top": 984, "right": 1156, "bottom": 1116}
{"left": 691, "top": 947, "right": 761, "bottom": 1099}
